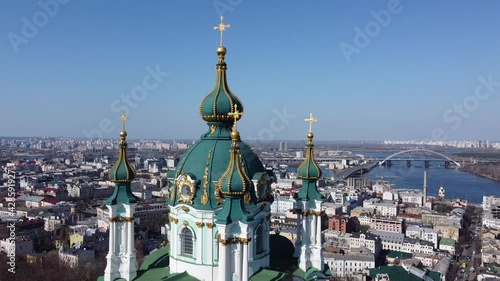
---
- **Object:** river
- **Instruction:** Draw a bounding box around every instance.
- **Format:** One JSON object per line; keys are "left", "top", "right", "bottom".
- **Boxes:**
{"left": 319, "top": 153, "right": 500, "bottom": 204}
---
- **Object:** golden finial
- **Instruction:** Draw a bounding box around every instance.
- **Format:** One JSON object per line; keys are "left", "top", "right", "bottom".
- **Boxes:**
{"left": 228, "top": 104, "right": 243, "bottom": 140}
{"left": 214, "top": 16, "right": 230, "bottom": 46}
{"left": 120, "top": 112, "right": 128, "bottom": 142}
{"left": 120, "top": 112, "right": 128, "bottom": 132}
{"left": 305, "top": 113, "right": 317, "bottom": 134}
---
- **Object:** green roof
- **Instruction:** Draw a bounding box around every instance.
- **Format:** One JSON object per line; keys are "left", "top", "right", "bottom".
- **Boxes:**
{"left": 250, "top": 268, "right": 286, "bottom": 281}
{"left": 297, "top": 133, "right": 323, "bottom": 201}
{"left": 439, "top": 237, "right": 456, "bottom": 247}
{"left": 370, "top": 265, "right": 442, "bottom": 281}
{"left": 199, "top": 46, "right": 243, "bottom": 123}
{"left": 386, "top": 250, "right": 413, "bottom": 260}
{"left": 109, "top": 139, "right": 136, "bottom": 184}
{"left": 167, "top": 126, "right": 266, "bottom": 210}
{"left": 106, "top": 138, "right": 138, "bottom": 205}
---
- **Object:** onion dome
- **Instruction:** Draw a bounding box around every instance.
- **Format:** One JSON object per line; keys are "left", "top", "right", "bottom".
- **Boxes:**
{"left": 297, "top": 113, "right": 323, "bottom": 201}
{"left": 168, "top": 17, "right": 270, "bottom": 210}
{"left": 107, "top": 113, "right": 138, "bottom": 205}
{"left": 215, "top": 115, "right": 254, "bottom": 224}
{"left": 200, "top": 17, "right": 243, "bottom": 123}
{"left": 216, "top": 110, "right": 252, "bottom": 196}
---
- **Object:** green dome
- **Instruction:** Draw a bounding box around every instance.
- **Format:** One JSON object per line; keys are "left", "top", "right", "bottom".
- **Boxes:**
{"left": 297, "top": 132, "right": 323, "bottom": 201}
{"left": 110, "top": 138, "right": 136, "bottom": 183}
{"left": 217, "top": 135, "right": 253, "bottom": 196}
{"left": 107, "top": 132, "right": 138, "bottom": 205}
{"left": 168, "top": 125, "right": 264, "bottom": 210}
{"left": 199, "top": 48, "right": 243, "bottom": 123}
{"left": 297, "top": 133, "right": 322, "bottom": 180}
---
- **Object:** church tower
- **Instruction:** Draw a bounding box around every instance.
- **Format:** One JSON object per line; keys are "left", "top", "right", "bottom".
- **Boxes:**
{"left": 104, "top": 113, "right": 138, "bottom": 281}
{"left": 166, "top": 17, "right": 273, "bottom": 281}
{"left": 295, "top": 113, "right": 325, "bottom": 272}
{"left": 215, "top": 112, "right": 254, "bottom": 281}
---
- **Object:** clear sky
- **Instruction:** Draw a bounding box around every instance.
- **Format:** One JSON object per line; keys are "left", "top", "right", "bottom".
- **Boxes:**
{"left": 1, "top": 0, "right": 500, "bottom": 142}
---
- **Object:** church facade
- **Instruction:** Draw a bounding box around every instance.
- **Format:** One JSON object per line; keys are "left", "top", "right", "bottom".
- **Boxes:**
{"left": 100, "top": 17, "right": 330, "bottom": 281}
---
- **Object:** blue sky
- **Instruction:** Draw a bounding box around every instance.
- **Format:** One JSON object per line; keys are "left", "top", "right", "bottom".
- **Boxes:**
{"left": 1, "top": 0, "right": 500, "bottom": 141}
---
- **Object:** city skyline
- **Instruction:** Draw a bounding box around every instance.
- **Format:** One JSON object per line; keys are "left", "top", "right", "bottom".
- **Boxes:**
{"left": 1, "top": 1, "right": 500, "bottom": 141}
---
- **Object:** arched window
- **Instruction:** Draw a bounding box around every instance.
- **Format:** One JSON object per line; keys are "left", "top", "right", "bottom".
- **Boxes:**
{"left": 181, "top": 228, "right": 193, "bottom": 256}
{"left": 255, "top": 224, "right": 264, "bottom": 255}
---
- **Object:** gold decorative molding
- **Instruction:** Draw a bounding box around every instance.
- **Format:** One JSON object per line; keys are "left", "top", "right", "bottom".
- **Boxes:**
{"left": 206, "top": 223, "right": 214, "bottom": 229}
{"left": 244, "top": 192, "right": 251, "bottom": 204}
{"left": 181, "top": 206, "right": 190, "bottom": 213}
{"left": 209, "top": 125, "right": 216, "bottom": 136}
{"left": 239, "top": 238, "right": 251, "bottom": 245}
{"left": 183, "top": 220, "right": 189, "bottom": 227}
{"left": 176, "top": 173, "right": 196, "bottom": 204}
{"left": 220, "top": 239, "right": 229, "bottom": 246}
{"left": 109, "top": 216, "right": 134, "bottom": 223}
{"left": 169, "top": 216, "right": 178, "bottom": 224}
{"left": 196, "top": 222, "right": 205, "bottom": 228}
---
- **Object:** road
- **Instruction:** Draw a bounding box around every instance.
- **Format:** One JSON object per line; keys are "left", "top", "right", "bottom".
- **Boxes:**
{"left": 453, "top": 211, "right": 482, "bottom": 281}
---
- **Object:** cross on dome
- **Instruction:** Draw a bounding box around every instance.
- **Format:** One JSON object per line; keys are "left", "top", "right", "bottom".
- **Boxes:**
{"left": 304, "top": 113, "right": 317, "bottom": 133}
{"left": 213, "top": 16, "right": 230, "bottom": 46}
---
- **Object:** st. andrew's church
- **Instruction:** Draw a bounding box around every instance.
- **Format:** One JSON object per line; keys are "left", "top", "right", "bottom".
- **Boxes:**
{"left": 98, "top": 17, "right": 331, "bottom": 281}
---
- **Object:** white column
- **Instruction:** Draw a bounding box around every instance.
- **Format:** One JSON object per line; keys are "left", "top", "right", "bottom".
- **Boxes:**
{"left": 109, "top": 222, "right": 115, "bottom": 254}
{"left": 311, "top": 215, "right": 317, "bottom": 245}
{"left": 218, "top": 242, "right": 228, "bottom": 281}
{"left": 236, "top": 242, "right": 242, "bottom": 280}
{"left": 316, "top": 213, "right": 322, "bottom": 247}
{"left": 197, "top": 225, "right": 203, "bottom": 262}
{"left": 242, "top": 241, "right": 249, "bottom": 281}
{"left": 129, "top": 220, "right": 134, "bottom": 254}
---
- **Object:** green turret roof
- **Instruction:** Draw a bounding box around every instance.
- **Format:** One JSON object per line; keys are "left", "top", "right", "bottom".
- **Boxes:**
{"left": 200, "top": 46, "right": 243, "bottom": 123}
{"left": 215, "top": 127, "right": 254, "bottom": 224}
{"left": 297, "top": 132, "right": 322, "bottom": 181}
{"left": 106, "top": 123, "right": 138, "bottom": 205}
{"left": 297, "top": 119, "right": 323, "bottom": 201}
{"left": 168, "top": 44, "right": 268, "bottom": 210}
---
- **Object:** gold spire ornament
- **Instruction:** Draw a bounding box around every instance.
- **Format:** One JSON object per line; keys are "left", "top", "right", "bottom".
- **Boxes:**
{"left": 228, "top": 104, "right": 243, "bottom": 141}
{"left": 228, "top": 104, "right": 243, "bottom": 131}
{"left": 214, "top": 16, "right": 230, "bottom": 46}
{"left": 120, "top": 112, "right": 129, "bottom": 142}
{"left": 305, "top": 113, "right": 317, "bottom": 133}
{"left": 121, "top": 112, "right": 128, "bottom": 132}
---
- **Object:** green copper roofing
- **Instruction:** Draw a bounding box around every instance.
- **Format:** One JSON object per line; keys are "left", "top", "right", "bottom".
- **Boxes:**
{"left": 168, "top": 45, "right": 268, "bottom": 210}
{"left": 107, "top": 131, "right": 138, "bottom": 205}
{"left": 215, "top": 130, "right": 254, "bottom": 224}
{"left": 297, "top": 132, "right": 323, "bottom": 201}
{"left": 217, "top": 131, "right": 253, "bottom": 195}
{"left": 250, "top": 268, "right": 286, "bottom": 281}
{"left": 297, "top": 132, "right": 322, "bottom": 181}
{"left": 439, "top": 237, "right": 456, "bottom": 246}
{"left": 110, "top": 132, "right": 136, "bottom": 183}
{"left": 215, "top": 197, "right": 253, "bottom": 224}
{"left": 200, "top": 46, "right": 243, "bottom": 123}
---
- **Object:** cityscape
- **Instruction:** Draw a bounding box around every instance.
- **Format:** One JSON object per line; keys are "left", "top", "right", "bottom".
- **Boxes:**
{"left": 2, "top": 1, "right": 500, "bottom": 281}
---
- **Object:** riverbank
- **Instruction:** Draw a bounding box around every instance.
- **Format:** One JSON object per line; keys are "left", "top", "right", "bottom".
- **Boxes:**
{"left": 459, "top": 163, "right": 500, "bottom": 182}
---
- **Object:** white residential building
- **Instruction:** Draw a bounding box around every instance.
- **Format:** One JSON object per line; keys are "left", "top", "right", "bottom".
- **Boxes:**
{"left": 363, "top": 199, "right": 398, "bottom": 217}
{"left": 324, "top": 247, "right": 375, "bottom": 278}
{"left": 406, "top": 225, "right": 439, "bottom": 249}
{"left": 270, "top": 195, "right": 295, "bottom": 214}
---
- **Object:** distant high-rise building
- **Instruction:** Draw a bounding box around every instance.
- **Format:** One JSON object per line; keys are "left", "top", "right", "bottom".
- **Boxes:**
{"left": 279, "top": 141, "right": 289, "bottom": 152}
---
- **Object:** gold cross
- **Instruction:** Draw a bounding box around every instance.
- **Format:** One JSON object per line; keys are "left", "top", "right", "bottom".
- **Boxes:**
{"left": 213, "top": 16, "right": 230, "bottom": 46}
{"left": 228, "top": 104, "right": 243, "bottom": 131}
{"left": 304, "top": 113, "right": 317, "bottom": 133}
{"left": 120, "top": 112, "right": 129, "bottom": 132}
